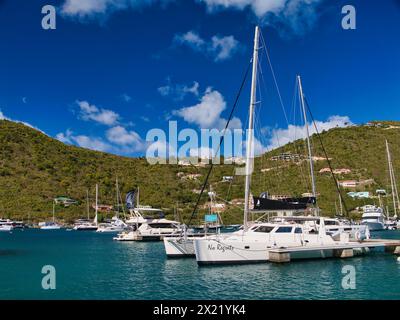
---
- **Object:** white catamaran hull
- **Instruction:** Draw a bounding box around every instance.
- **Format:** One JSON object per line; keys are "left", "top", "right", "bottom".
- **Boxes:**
{"left": 163, "top": 237, "right": 198, "bottom": 257}
{"left": 194, "top": 238, "right": 342, "bottom": 265}
{"left": 40, "top": 225, "right": 61, "bottom": 230}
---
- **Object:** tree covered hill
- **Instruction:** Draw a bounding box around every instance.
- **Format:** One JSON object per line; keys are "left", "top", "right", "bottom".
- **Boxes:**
{"left": 0, "top": 119, "right": 399, "bottom": 224}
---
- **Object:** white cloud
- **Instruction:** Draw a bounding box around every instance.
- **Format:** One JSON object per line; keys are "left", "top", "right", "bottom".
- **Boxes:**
{"left": 0, "top": 109, "right": 47, "bottom": 135}
{"left": 77, "top": 100, "right": 120, "bottom": 126}
{"left": 175, "top": 31, "right": 205, "bottom": 49}
{"left": 73, "top": 135, "right": 112, "bottom": 152}
{"left": 56, "top": 129, "right": 74, "bottom": 144}
{"left": 266, "top": 115, "right": 353, "bottom": 150}
{"left": 199, "top": 0, "right": 324, "bottom": 34}
{"left": 158, "top": 79, "right": 200, "bottom": 100}
{"left": 106, "top": 125, "right": 144, "bottom": 151}
{"left": 172, "top": 87, "right": 242, "bottom": 130}
{"left": 56, "top": 129, "right": 112, "bottom": 152}
{"left": 174, "top": 31, "right": 240, "bottom": 62}
{"left": 61, "top": 0, "right": 323, "bottom": 35}
{"left": 120, "top": 93, "right": 132, "bottom": 102}
{"left": 61, "top": 0, "right": 172, "bottom": 19}
{"left": 56, "top": 127, "right": 146, "bottom": 154}
{"left": 210, "top": 35, "right": 239, "bottom": 61}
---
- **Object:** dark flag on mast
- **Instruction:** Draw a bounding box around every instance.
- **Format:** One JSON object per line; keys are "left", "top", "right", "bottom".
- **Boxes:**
{"left": 126, "top": 190, "right": 137, "bottom": 209}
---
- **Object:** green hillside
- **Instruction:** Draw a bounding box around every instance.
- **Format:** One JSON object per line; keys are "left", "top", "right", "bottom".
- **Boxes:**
{"left": 0, "top": 119, "right": 399, "bottom": 224}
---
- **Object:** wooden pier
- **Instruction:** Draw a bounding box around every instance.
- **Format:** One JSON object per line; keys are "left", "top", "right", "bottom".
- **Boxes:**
{"left": 267, "top": 239, "right": 400, "bottom": 263}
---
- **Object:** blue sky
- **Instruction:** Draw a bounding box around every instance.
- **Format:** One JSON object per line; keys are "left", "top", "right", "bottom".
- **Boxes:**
{"left": 0, "top": 0, "right": 399, "bottom": 157}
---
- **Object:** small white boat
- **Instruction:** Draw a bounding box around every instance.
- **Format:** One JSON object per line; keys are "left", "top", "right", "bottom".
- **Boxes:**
{"left": 0, "top": 220, "right": 13, "bottom": 232}
{"left": 39, "top": 221, "right": 61, "bottom": 230}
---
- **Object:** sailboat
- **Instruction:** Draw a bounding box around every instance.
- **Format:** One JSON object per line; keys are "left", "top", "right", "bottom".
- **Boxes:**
{"left": 251, "top": 68, "right": 365, "bottom": 239}
{"left": 193, "top": 26, "right": 357, "bottom": 265}
{"left": 383, "top": 140, "right": 399, "bottom": 230}
{"left": 40, "top": 201, "right": 62, "bottom": 230}
{"left": 96, "top": 178, "right": 127, "bottom": 233}
{"left": 73, "top": 187, "right": 98, "bottom": 231}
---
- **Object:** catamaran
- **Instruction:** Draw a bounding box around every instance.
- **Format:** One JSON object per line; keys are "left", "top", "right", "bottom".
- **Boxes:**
{"left": 40, "top": 201, "right": 61, "bottom": 230}
{"left": 73, "top": 187, "right": 98, "bottom": 231}
{"left": 96, "top": 178, "right": 127, "bottom": 233}
{"left": 193, "top": 26, "right": 358, "bottom": 265}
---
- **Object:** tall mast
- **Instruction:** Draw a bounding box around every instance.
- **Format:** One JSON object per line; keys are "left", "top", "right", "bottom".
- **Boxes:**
{"left": 52, "top": 201, "right": 55, "bottom": 222}
{"left": 95, "top": 184, "right": 98, "bottom": 225}
{"left": 244, "top": 25, "right": 260, "bottom": 231}
{"left": 386, "top": 140, "right": 397, "bottom": 217}
{"left": 86, "top": 189, "right": 90, "bottom": 220}
{"left": 116, "top": 177, "right": 119, "bottom": 218}
{"left": 297, "top": 75, "right": 317, "bottom": 215}
{"left": 137, "top": 187, "right": 140, "bottom": 208}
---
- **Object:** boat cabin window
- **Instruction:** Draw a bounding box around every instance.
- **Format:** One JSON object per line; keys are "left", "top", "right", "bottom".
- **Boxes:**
{"left": 254, "top": 226, "right": 274, "bottom": 233}
{"left": 275, "top": 226, "right": 293, "bottom": 233}
{"left": 148, "top": 223, "right": 176, "bottom": 229}
{"left": 317, "top": 220, "right": 338, "bottom": 226}
{"left": 294, "top": 227, "right": 303, "bottom": 234}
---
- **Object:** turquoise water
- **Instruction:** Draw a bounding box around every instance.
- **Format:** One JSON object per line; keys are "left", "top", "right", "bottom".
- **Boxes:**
{"left": 0, "top": 229, "right": 399, "bottom": 300}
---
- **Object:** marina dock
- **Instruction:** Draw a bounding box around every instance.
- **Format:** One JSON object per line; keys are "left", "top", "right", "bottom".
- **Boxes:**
{"left": 267, "top": 239, "right": 400, "bottom": 263}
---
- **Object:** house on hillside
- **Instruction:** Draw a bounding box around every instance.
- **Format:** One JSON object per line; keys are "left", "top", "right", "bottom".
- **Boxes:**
{"left": 376, "top": 189, "right": 387, "bottom": 195}
{"left": 222, "top": 176, "right": 234, "bottom": 182}
{"left": 321, "top": 168, "right": 351, "bottom": 174}
{"left": 334, "top": 168, "right": 351, "bottom": 174}
{"left": 225, "top": 157, "right": 246, "bottom": 165}
{"left": 92, "top": 204, "right": 113, "bottom": 212}
{"left": 270, "top": 153, "right": 302, "bottom": 162}
{"left": 178, "top": 159, "right": 191, "bottom": 166}
{"left": 347, "top": 191, "right": 371, "bottom": 199}
{"left": 54, "top": 196, "right": 78, "bottom": 207}
{"left": 358, "top": 179, "right": 374, "bottom": 186}
{"left": 339, "top": 180, "right": 358, "bottom": 188}
{"left": 182, "top": 173, "right": 202, "bottom": 180}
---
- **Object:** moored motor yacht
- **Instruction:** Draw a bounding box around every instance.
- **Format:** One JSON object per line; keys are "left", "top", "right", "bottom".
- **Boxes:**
{"left": 0, "top": 219, "right": 14, "bottom": 232}
{"left": 361, "top": 205, "right": 385, "bottom": 231}
{"left": 96, "top": 217, "right": 127, "bottom": 233}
